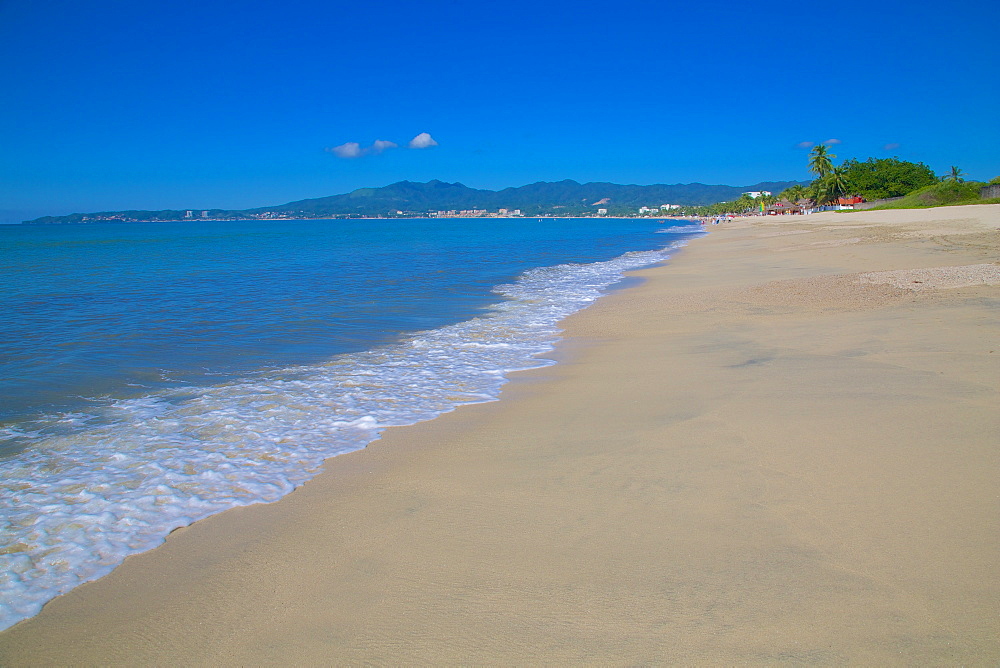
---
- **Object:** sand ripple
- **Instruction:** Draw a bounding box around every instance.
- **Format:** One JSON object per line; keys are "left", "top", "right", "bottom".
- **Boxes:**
{"left": 857, "top": 263, "right": 1000, "bottom": 290}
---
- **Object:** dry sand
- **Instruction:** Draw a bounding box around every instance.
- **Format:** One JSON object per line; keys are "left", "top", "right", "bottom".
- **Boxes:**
{"left": 1, "top": 205, "right": 998, "bottom": 665}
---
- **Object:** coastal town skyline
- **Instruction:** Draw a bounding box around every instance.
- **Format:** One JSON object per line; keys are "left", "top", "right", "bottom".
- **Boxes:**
{"left": 2, "top": 0, "right": 998, "bottom": 223}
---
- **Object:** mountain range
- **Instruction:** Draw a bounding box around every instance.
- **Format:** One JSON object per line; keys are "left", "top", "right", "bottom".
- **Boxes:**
{"left": 24, "top": 178, "right": 810, "bottom": 223}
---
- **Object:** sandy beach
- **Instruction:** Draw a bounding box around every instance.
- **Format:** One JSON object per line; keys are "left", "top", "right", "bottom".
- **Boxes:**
{"left": 1, "top": 205, "right": 998, "bottom": 665}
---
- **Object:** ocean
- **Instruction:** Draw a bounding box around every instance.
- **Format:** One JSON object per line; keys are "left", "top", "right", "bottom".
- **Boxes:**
{"left": 0, "top": 216, "right": 703, "bottom": 630}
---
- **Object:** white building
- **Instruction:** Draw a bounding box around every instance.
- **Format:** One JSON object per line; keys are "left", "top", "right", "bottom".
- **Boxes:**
{"left": 743, "top": 191, "right": 772, "bottom": 199}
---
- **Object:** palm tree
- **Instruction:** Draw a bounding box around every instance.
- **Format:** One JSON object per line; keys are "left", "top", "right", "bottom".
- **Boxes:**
{"left": 813, "top": 179, "right": 832, "bottom": 206}
{"left": 811, "top": 168, "right": 848, "bottom": 206}
{"left": 943, "top": 166, "right": 965, "bottom": 183}
{"left": 827, "top": 167, "right": 848, "bottom": 200}
{"left": 809, "top": 145, "right": 836, "bottom": 178}
{"left": 729, "top": 193, "right": 754, "bottom": 213}
{"left": 779, "top": 184, "right": 806, "bottom": 202}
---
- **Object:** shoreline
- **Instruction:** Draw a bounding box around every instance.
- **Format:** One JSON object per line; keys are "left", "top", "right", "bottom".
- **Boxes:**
{"left": 0, "top": 221, "right": 698, "bottom": 632}
{"left": 1, "top": 205, "right": 998, "bottom": 664}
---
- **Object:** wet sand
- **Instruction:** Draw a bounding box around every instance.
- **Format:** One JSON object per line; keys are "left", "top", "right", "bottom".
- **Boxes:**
{"left": 1, "top": 205, "right": 998, "bottom": 665}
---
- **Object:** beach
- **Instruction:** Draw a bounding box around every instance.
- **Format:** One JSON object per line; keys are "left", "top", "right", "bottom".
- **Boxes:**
{"left": 1, "top": 205, "right": 998, "bottom": 664}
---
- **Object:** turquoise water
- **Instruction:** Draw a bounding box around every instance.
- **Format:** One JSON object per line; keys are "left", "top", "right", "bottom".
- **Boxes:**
{"left": 0, "top": 217, "right": 703, "bottom": 629}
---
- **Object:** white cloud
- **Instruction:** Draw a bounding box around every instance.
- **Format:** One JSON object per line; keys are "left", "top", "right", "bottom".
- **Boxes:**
{"left": 408, "top": 132, "right": 438, "bottom": 149}
{"left": 796, "top": 141, "right": 815, "bottom": 149}
{"left": 327, "top": 139, "right": 398, "bottom": 159}
{"left": 327, "top": 142, "right": 364, "bottom": 158}
{"left": 883, "top": 142, "right": 901, "bottom": 150}
{"left": 823, "top": 138, "right": 842, "bottom": 145}
{"left": 371, "top": 139, "right": 398, "bottom": 153}
{"left": 327, "top": 134, "right": 436, "bottom": 158}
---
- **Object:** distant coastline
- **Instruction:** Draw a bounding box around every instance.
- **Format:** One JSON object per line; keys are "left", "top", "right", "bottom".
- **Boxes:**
{"left": 22, "top": 178, "right": 808, "bottom": 224}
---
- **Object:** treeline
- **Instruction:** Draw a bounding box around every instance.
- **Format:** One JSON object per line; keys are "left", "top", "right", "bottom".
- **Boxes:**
{"left": 674, "top": 151, "right": 999, "bottom": 216}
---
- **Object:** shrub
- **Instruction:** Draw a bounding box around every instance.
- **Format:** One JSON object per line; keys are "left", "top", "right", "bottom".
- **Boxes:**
{"left": 919, "top": 181, "right": 982, "bottom": 205}
{"left": 871, "top": 181, "right": 984, "bottom": 209}
{"left": 840, "top": 157, "right": 938, "bottom": 200}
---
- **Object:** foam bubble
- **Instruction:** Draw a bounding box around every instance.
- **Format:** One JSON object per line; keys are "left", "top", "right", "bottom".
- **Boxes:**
{"left": 657, "top": 223, "right": 705, "bottom": 234}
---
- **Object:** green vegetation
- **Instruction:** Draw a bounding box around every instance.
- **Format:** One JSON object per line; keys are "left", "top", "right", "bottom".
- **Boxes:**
{"left": 800, "top": 152, "right": 938, "bottom": 205}
{"left": 673, "top": 152, "right": 996, "bottom": 218}
{"left": 802, "top": 145, "right": 845, "bottom": 204}
{"left": 943, "top": 166, "right": 965, "bottom": 183}
{"left": 796, "top": 150, "right": 989, "bottom": 211}
{"left": 857, "top": 165, "right": 1000, "bottom": 210}
{"left": 868, "top": 180, "right": 1000, "bottom": 209}
{"left": 672, "top": 191, "right": 777, "bottom": 217}
{"left": 836, "top": 157, "right": 938, "bottom": 200}
{"left": 808, "top": 144, "right": 835, "bottom": 178}
{"left": 779, "top": 184, "right": 807, "bottom": 202}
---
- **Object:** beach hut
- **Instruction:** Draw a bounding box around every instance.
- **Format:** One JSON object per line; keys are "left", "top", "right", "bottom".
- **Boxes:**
{"left": 765, "top": 200, "right": 803, "bottom": 215}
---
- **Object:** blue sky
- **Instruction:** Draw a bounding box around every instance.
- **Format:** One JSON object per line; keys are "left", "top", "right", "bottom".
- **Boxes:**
{"left": 1, "top": 0, "right": 998, "bottom": 222}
